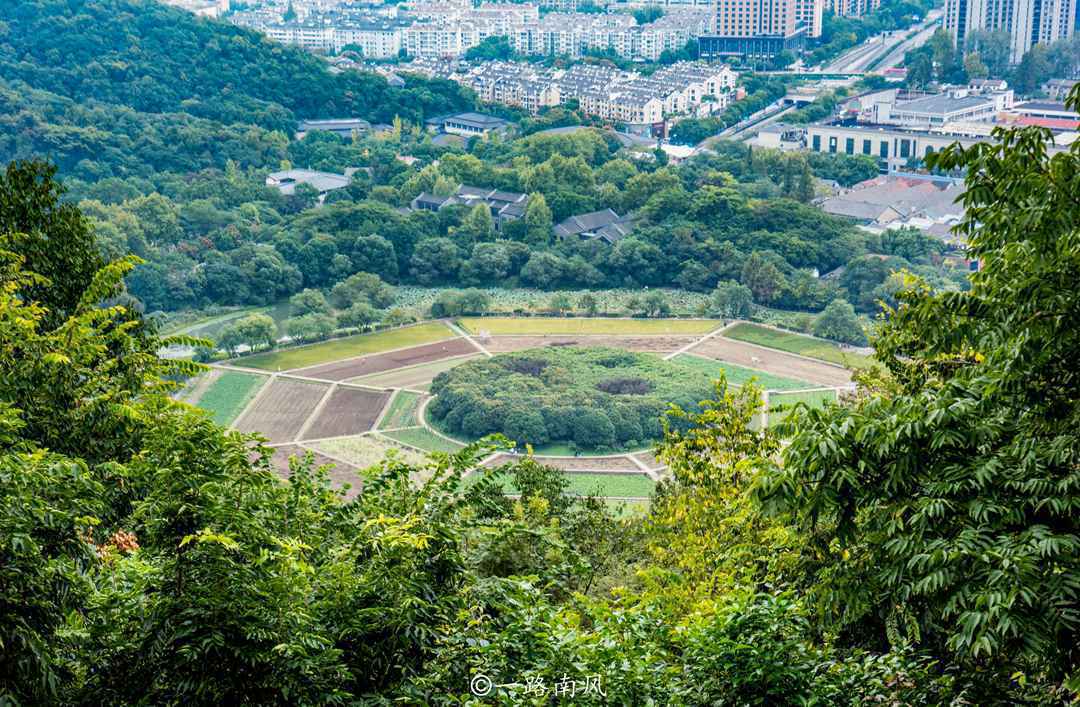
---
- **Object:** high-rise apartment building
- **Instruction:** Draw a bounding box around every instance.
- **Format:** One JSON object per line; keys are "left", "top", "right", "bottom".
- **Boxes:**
{"left": 944, "top": 0, "right": 1077, "bottom": 63}
{"left": 795, "top": 0, "right": 824, "bottom": 37}
{"left": 829, "top": 0, "right": 880, "bottom": 17}
{"left": 700, "top": 0, "right": 805, "bottom": 57}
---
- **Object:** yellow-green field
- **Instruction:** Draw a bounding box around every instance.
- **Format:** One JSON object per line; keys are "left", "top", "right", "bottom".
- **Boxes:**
{"left": 724, "top": 323, "right": 875, "bottom": 368}
{"left": 231, "top": 323, "right": 456, "bottom": 371}
{"left": 458, "top": 317, "right": 720, "bottom": 335}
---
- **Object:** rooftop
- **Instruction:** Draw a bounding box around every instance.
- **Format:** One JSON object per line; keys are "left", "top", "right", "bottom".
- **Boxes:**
{"left": 895, "top": 94, "right": 992, "bottom": 115}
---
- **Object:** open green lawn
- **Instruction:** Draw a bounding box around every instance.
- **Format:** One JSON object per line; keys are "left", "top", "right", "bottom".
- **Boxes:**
{"left": 233, "top": 323, "right": 455, "bottom": 371}
{"left": 378, "top": 391, "right": 423, "bottom": 430}
{"left": 724, "top": 323, "right": 875, "bottom": 368}
{"left": 467, "top": 470, "right": 655, "bottom": 499}
{"left": 673, "top": 353, "right": 813, "bottom": 391}
{"left": 457, "top": 317, "right": 720, "bottom": 335}
{"left": 380, "top": 427, "right": 465, "bottom": 454}
{"left": 194, "top": 370, "right": 267, "bottom": 426}
{"left": 768, "top": 389, "right": 839, "bottom": 426}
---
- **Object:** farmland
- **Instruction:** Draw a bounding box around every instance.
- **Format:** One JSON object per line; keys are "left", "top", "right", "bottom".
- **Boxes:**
{"left": 474, "top": 470, "right": 656, "bottom": 498}
{"left": 382, "top": 426, "right": 466, "bottom": 454}
{"left": 233, "top": 378, "right": 329, "bottom": 443}
{"left": 267, "top": 444, "right": 361, "bottom": 498}
{"left": 299, "top": 386, "right": 391, "bottom": 440}
{"left": 767, "top": 389, "right": 840, "bottom": 426}
{"left": 297, "top": 337, "right": 478, "bottom": 381}
{"left": 378, "top": 391, "right": 424, "bottom": 430}
{"left": 314, "top": 434, "right": 427, "bottom": 469}
{"left": 233, "top": 322, "right": 456, "bottom": 371}
{"left": 458, "top": 317, "right": 721, "bottom": 336}
{"left": 690, "top": 336, "right": 853, "bottom": 387}
{"left": 483, "top": 453, "right": 644, "bottom": 472}
{"left": 724, "top": 323, "right": 875, "bottom": 368}
{"left": 673, "top": 353, "right": 814, "bottom": 391}
{"left": 349, "top": 354, "right": 483, "bottom": 391}
{"left": 482, "top": 334, "right": 699, "bottom": 355}
{"left": 186, "top": 370, "right": 267, "bottom": 426}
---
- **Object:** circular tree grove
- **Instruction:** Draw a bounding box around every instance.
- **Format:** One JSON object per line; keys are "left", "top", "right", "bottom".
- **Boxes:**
{"left": 427, "top": 347, "right": 718, "bottom": 451}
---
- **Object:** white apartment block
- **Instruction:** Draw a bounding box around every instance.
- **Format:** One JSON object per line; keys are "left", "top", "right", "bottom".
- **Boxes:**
{"left": 506, "top": 10, "right": 712, "bottom": 61}
{"left": 829, "top": 0, "right": 880, "bottom": 17}
{"left": 945, "top": 0, "right": 1077, "bottom": 63}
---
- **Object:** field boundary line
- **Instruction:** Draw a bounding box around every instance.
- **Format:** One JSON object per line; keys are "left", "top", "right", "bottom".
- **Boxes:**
{"left": 719, "top": 322, "right": 855, "bottom": 371}
{"left": 416, "top": 396, "right": 474, "bottom": 448}
{"left": 627, "top": 453, "right": 661, "bottom": 480}
{"left": 347, "top": 353, "right": 482, "bottom": 386}
{"left": 663, "top": 321, "right": 731, "bottom": 360}
{"left": 211, "top": 362, "right": 273, "bottom": 375}
{"left": 293, "top": 442, "right": 362, "bottom": 472}
{"left": 446, "top": 321, "right": 493, "bottom": 357}
{"left": 295, "top": 383, "right": 339, "bottom": 442}
{"left": 371, "top": 389, "right": 398, "bottom": 431}
{"left": 229, "top": 373, "right": 276, "bottom": 430}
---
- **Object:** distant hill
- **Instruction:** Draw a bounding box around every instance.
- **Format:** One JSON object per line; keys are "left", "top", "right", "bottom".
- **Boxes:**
{"left": 0, "top": 0, "right": 474, "bottom": 178}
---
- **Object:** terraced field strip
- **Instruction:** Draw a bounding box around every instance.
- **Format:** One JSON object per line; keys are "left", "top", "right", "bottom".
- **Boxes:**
{"left": 293, "top": 337, "right": 478, "bottom": 381}
{"left": 299, "top": 386, "right": 392, "bottom": 440}
{"left": 689, "top": 337, "right": 853, "bottom": 387}
{"left": 230, "top": 322, "right": 457, "bottom": 371}
{"left": 380, "top": 427, "right": 465, "bottom": 454}
{"left": 673, "top": 353, "right": 814, "bottom": 390}
{"left": 482, "top": 334, "right": 701, "bottom": 355}
{"left": 378, "top": 390, "right": 424, "bottom": 430}
{"left": 191, "top": 369, "right": 268, "bottom": 426}
{"left": 233, "top": 378, "right": 329, "bottom": 443}
{"left": 723, "top": 323, "right": 875, "bottom": 369}
{"left": 563, "top": 472, "right": 656, "bottom": 498}
{"left": 458, "top": 317, "right": 721, "bottom": 336}
{"left": 348, "top": 353, "right": 483, "bottom": 391}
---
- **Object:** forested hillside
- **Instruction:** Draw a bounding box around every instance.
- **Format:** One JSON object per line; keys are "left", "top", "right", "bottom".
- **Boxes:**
{"left": 0, "top": 0, "right": 473, "bottom": 179}
{"left": 1, "top": 82, "right": 1078, "bottom": 700}
{"left": 0, "top": 0, "right": 968, "bottom": 343}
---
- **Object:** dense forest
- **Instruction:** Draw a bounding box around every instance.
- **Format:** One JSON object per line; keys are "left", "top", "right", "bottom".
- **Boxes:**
{"left": 2, "top": 82, "right": 1079, "bottom": 701}
{"left": 0, "top": 0, "right": 968, "bottom": 354}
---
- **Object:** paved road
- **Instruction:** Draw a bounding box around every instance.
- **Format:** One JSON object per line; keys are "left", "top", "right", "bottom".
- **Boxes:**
{"left": 818, "top": 11, "right": 942, "bottom": 74}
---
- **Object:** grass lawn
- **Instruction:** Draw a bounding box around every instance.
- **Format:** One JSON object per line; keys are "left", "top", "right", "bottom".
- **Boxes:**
{"left": 233, "top": 323, "right": 456, "bottom": 371}
{"left": 457, "top": 317, "right": 720, "bottom": 336}
{"left": 194, "top": 371, "right": 267, "bottom": 426}
{"left": 673, "top": 353, "right": 813, "bottom": 391}
{"left": 381, "top": 427, "right": 465, "bottom": 454}
{"left": 768, "top": 389, "right": 839, "bottom": 426}
{"left": 724, "top": 323, "right": 875, "bottom": 368}
{"left": 378, "top": 391, "right": 423, "bottom": 430}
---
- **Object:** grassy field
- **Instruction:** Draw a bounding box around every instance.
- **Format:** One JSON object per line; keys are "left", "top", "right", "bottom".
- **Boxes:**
{"left": 381, "top": 427, "right": 465, "bottom": 454}
{"left": 193, "top": 370, "right": 267, "bottom": 425}
{"left": 314, "top": 434, "right": 427, "bottom": 468}
{"left": 723, "top": 323, "right": 874, "bottom": 368}
{"left": 233, "top": 323, "right": 455, "bottom": 371}
{"left": 768, "top": 389, "right": 839, "bottom": 425}
{"left": 468, "top": 470, "right": 655, "bottom": 499}
{"left": 378, "top": 391, "right": 423, "bottom": 430}
{"left": 673, "top": 353, "right": 813, "bottom": 391}
{"left": 458, "top": 317, "right": 720, "bottom": 336}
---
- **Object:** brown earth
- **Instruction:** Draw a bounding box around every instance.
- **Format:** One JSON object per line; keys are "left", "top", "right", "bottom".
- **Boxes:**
{"left": 268, "top": 444, "right": 361, "bottom": 499}
{"left": 300, "top": 386, "right": 391, "bottom": 440}
{"left": 631, "top": 451, "right": 664, "bottom": 470}
{"left": 294, "top": 338, "right": 478, "bottom": 381}
{"left": 233, "top": 378, "right": 328, "bottom": 443}
{"left": 691, "top": 337, "right": 853, "bottom": 387}
{"left": 482, "top": 335, "right": 700, "bottom": 355}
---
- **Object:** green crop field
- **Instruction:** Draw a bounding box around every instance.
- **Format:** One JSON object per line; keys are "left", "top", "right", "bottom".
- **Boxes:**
{"left": 381, "top": 427, "right": 465, "bottom": 454}
{"left": 378, "top": 391, "right": 423, "bottom": 430}
{"left": 458, "top": 317, "right": 720, "bottom": 335}
{"left": 193, "top": 371, "right": 267, "bottom": 425}
{"left": 723, "top": 323, "right": 875, "bottom": 368}
{"left": 768, "top": 389, "right": 839, "bottom": 425}
{"left": 673, "top": 353, "right": 813, "bottom": 390}
{"left": 233, "top": 323, "right": 456, "bottom": 371}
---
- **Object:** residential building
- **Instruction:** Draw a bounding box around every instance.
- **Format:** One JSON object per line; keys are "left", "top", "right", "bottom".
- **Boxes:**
{"left": 944, "top": 0, "right": 1078, "bottom": 63}
{"left": 266, "top": 169, "right": 351, "bottom": 200}
{"left": 829, "top": 0, "right": 880, "bottom": 17}
{"left": 1044, "top": 78, "right": 1079, "bottom": 100}
{"left": 162, "top": 0, "right": 230, "bottom": 18}
{"left": 795, "top": 0, "right": 824, "bottom": 38}
{"left": 296, "top": 118, "right": 372, "bottom": 139}
{"left": 554, "top": 209, "right": 636, "bottom": 244}
{"left": 699, "top": 0, "right": 806, "bottom": 59}
{"left": 425, "top": 112, "right": 512, "bottom": 136}
{"left": 410, "top": 185, "right": 530, "bottom": 229}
